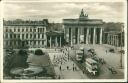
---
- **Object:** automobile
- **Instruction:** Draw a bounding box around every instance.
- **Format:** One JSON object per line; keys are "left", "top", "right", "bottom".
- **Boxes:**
{"left": 92, "top": 56, "right": 99, "bottom": 62}
{"left": 88, "top": 49, "right": 96, "bottom": 55}
{"left": 100, "top": 58, "right": 106, "bottom": 64}
{"left": 109, "top": 49, "right": 115, "bottom": 53}
{"left": 118, "top": 50, "right": 125, "bottom": 54}
{"left": 8, "top": 51, "right": 13, "bottom": 54}
{"left": 108, "top": 67, "right": 117, "bottom": 74}
{"left": 85, "top": 58, "right": 99, "bottom": 76}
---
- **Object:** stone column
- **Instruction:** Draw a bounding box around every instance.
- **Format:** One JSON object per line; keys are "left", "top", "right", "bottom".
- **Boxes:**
{"left": 55, "top": 37, "right": 58, "bottom": 47}
{"left": 116, "top": 35, "right": 118, "bottom": 47}
{"left": 114, "top": 35, "right": 116, "bottom": 46}
{"left": 114, "top": 35, "right": 115, "bottom": 46}
{"left": 36, "top": 41, "right": 38, "bottom": 48}
{"left": 93, "top": 28, "right": 96, "bottom": 44}
{"left": 28, "top": 41, "right": 30, "bottom": 46}
{"left": 109, "top": 34, "right": 111, "bottom": 45}
{"left": 77, "top": 28, "right": 79, "bottom": 44}
{"left": 71, "top": 28, "right": 72, "bottom": 46}
{"left": 117, "top": 36, "right": 119, "bottom": 47}
{"left": 116, "top": 36, "right": 118, "bottom": 46}
{"left": 88, "top": 29, "right": 91, "bottom": 44}
{"left": 107, "top": 34, "right": 109, "bottom": 44}
{"left": 100, "top": 28, "right": 102, "bottom": 44}
{"left": 115, "top": 35, "right": 117, "bottom": 46}
{"left": 46, "top": 36, "right": 47, "bottom": 47}
{"left": 86, "top": 28, "right": 89, "bottom": 44}
{"left": 110, "top": 34, "right": 112, "bottom": 45}
{"left": 50, "top": 36, "right": 52, "bottom": 48}
{"left": 112, "top": 35, "right": 114, "bottom": 46}
{"left": 60, "top": 36, "right": 61, "bottom": 47}
{"left": 112, "top": 35, "right": 113, "bottom": 46}
{"left": 44, "top": 34, "right": 47, "bottom": 46}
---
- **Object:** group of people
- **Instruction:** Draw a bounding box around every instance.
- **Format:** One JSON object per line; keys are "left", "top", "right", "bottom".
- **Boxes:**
{"left": 59, "top": 63, "right": 77, "bottom": 71}
{"left": 53, "top": 47, "right": 79, "bottom": 72}
{"left": 53, "top": 47, "right": 70, "bottom": 65}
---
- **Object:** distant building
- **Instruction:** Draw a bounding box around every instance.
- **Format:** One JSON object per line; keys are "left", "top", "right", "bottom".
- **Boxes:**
{"left": 46, "top": 23, "right": 64, "bottom": 48}
{"left": 46, "top": 31, "right": 64, "bottom": 48}
{"left": 3, "top": 19, "right": 48, "bottom": 49}
{"left": 3, "top": 9, "right": 124, "bottom": 49}
{"left": 63, "top": 9, "right": 104, "bottom": 46}
{"left": 103, "top": 31, "right": 124, "bottom": 47}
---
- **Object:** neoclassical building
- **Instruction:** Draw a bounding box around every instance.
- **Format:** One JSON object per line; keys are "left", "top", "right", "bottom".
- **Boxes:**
{"left": 46, "top": 31, "right": 64, "bottom": 48}
{"left": 63, "top": 9, "right": 104, "bottom": 46}
{"left": 3, "top": 19, "right": 48, "bottom": 49}
{"left": 104, "top": 31, "right": 124, "bottom": 47}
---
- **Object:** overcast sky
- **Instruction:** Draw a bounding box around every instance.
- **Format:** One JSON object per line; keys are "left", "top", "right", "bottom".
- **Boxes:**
{"left": 3, "top": 1, "right": 125, "bottom": 23}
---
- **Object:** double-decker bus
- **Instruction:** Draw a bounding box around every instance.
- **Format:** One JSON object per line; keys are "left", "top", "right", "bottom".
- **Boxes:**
{"left": 75, "top": 50, "right": 84, "bottom": 62}
{"left": 85, "top": 58, "right": 98, "bottom": 76}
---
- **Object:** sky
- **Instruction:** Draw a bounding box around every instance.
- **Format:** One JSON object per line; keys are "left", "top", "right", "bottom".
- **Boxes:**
{"left": 3, "top": 1, "right": 125, "bottom": 23}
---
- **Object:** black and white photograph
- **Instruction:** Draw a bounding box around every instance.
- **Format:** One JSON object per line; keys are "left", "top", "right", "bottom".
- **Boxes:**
{"left": 0, "top": 0, "right": 127, "bottom": 82}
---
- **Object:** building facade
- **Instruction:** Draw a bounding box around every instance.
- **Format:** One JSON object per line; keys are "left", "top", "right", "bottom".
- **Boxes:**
{"left": 3, "top": 19, "right": 48, "bottom": 49}
{"left": 46, "top": 31, "right": 64, "bottom": 48}
{"left": 103, "top": 31, "right": 124, "bottom": 47}
{"left": 63, "top": 9, "right": 104, "bottom": 46}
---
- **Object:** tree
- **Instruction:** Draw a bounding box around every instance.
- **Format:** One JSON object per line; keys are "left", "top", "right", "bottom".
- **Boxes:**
{"left": 103, "top": 22, "right": 123, "bottom": 32}
{"left": 4, "top": 49, "right": 29, "bottom": 76}
{"left": 35, "top": 49, "right": 45, "bottom": 56}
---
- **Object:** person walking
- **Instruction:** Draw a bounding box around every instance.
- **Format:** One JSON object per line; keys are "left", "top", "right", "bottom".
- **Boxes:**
{"left": 58, "top": 75, "right": 61, "bottom": 79}
{"left": 83, "top": 70, "right": 85, "bottom": 74}
{"left": 75, "top": 66, "right": 77, "bottom": 71}
{"left": 59, "top": 66, "right": 62, "bottom": 70}
{"left": 106, "top": 50, "right": 107, "bottom": 54}
{"left": 73, "top": 67, "right": 74, "bottom": 71}
{"left": 67, "top": 66, "right": 69, "bottom": 70}
{"left": 73, "top": 64, "right": 74, "bottom": 67}
{"left": 61, "top": 61, "right": 62, "bottom": 65}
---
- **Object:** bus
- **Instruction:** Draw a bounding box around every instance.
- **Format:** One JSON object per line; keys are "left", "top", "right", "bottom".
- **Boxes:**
{"left": 76, "top": 50, "right": 84, "bottom": 62}
{"left": 85, "top": 58, "right": 98, "bottom": 76}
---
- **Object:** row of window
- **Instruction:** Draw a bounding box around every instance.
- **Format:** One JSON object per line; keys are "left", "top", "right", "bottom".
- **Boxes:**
{"left": 4, "top": 40, "right": 45, "bottom": 46}
{"left": 4, "top": 33, "right": 45, "bottom": 39}
{"left": 4, "top": 27, "right": 45, "bottom": 33}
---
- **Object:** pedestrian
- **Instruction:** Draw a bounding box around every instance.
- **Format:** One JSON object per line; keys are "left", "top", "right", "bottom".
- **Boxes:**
{"left": 59, "top": 66, "right": 61, "bottom": 70}
{"left": 54, "top": 55, "right": 55, "bottom": 59}
{"left": 61, "top": 61, "right": 62, "bottom": 65}
{"left": 75, "top": 67, "right": 77, "bottom": 71}
{"left": 67, "top": 66, "right": 69, "bottom": 70}
{"left": 106, "top": 50, "right": 107, "bottom": 54}
{"left": 58, "top": 75, "right": 61, "bottom": 79}
{"left": 83, "top": 71, "right": 84, "bottom": 74}
{"left": 73, "top": 67, "right": 74, "bottom": 71}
